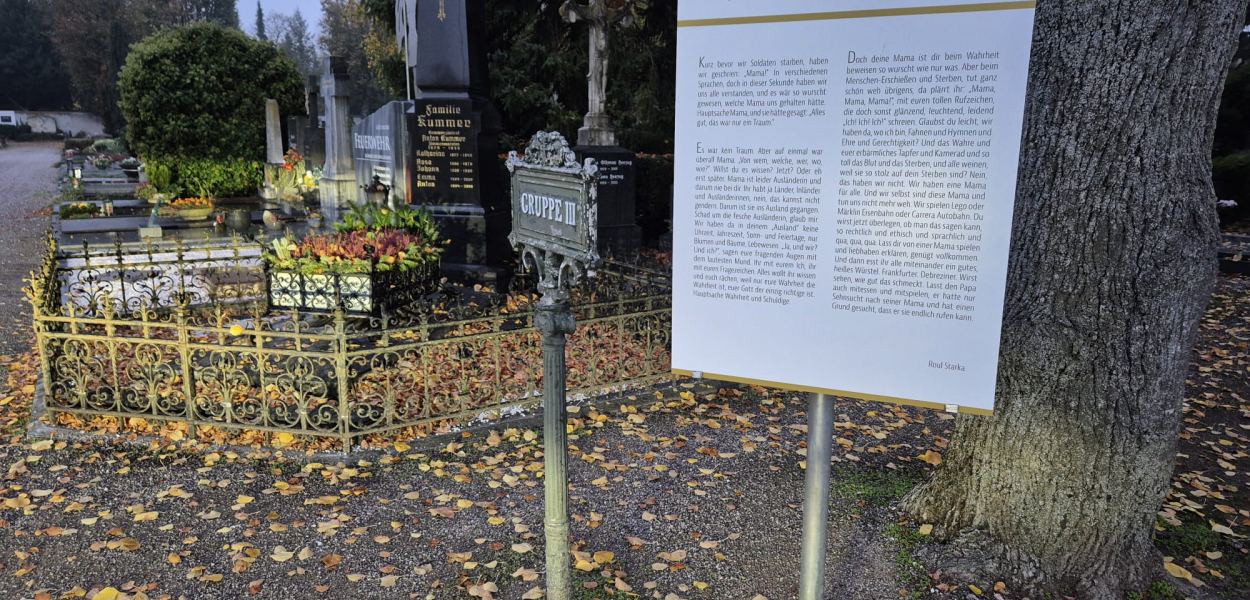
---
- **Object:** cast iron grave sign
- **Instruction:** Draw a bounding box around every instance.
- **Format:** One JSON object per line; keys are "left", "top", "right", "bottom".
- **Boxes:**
{"left": 507, "top": 131, "right": 598, "bottom": 600}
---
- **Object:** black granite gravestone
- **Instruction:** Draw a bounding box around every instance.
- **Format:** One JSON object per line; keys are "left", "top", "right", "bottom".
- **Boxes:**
{"left": 574, "top": 145, "right": 640, "bottom": 256}
{"left": 398, "top": 0, "right": 506, "bottom": 270}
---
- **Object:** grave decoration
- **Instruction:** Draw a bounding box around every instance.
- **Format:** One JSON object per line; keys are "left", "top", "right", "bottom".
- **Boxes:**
{"left": 265, "top": 202, "right": 443, "bottom": 314}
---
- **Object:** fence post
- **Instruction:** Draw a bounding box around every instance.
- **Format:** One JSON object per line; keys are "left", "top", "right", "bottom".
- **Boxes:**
{"left": 334, "top": 308, "right": 351, "bottom": 453}
{"left": 176, "top": 300, "right": 195, "bottom": 427}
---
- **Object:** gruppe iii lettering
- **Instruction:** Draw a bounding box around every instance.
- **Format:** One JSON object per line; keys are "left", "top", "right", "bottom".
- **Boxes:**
{"left": 519, "top": 192, "right": 578, "bottom": 226}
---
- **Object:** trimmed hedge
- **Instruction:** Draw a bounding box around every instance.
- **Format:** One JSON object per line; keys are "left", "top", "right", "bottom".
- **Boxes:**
{"left": 118, "top": 23, "right": 304, "bottom": 161}
{"left": 147, "top": 157, "right": 264, "bottom": 198}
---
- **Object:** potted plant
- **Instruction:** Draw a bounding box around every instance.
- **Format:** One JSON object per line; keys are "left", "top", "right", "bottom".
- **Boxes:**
{"left": 93, "top": 156, "right": 112, "bottom": 170}
{"left": 140, "top": 163, "right": 178, "bottom": 204}
{"left": 59, "top": 202, "right": 100, "bottom": 220}
{"left": 119, "top": 157, "right": 141, "bottom": 180}
{"left": 171, "top": 195, "right": 214, "bottom": 221}
{"left": 264, "top": 203, "right": 443, "bottom": 314}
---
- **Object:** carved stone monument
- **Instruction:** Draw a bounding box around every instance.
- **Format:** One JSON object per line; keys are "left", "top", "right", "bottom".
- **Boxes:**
{"left": 264, "top": 99, "right": 284, "bottom": 165}
{"left": 562, "top": 0, "right": 641, "bottom": 256}
{"left": 395, "top": 0, "right": 507, "bottom": 271}
{"left": 319, "top": 57, "right": 357, "bottom": 216}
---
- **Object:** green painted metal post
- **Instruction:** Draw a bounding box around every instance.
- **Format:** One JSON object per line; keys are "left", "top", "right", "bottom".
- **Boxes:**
{"left": 799, "top": 392, "right": 833, "bottom": 599}
{"left": 536, "top": 261, "right": 575, "bottom": 600}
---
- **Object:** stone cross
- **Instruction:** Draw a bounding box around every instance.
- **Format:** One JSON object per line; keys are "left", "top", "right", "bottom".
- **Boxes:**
{"left": 561, "top": 0, "right": 632, "bottom": 147}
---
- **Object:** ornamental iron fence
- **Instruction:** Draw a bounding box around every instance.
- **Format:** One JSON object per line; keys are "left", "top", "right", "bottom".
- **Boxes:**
{"left": 29, "top": 235, "right": 672, "bottom": 451}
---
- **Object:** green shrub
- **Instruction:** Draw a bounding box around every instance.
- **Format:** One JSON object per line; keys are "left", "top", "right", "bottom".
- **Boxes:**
{"left": 147, "top": 157, "right": 263, "bottom": 198}
{"left": 0, "top": 124, "right": 33, "bottom": 141}
{"left": 118, "top": 22, "right": 304, "bottom": 161}
{"left": 64, "top": 138, "right": 94, "bottom": 152}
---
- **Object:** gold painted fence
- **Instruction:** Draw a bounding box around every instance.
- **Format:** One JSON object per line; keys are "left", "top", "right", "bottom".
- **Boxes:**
{"left": 29, "top": 235, "right": 672, "bottom": 450}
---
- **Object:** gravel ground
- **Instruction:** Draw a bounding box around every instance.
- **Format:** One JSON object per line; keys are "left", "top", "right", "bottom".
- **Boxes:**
{"left": 0, "top": 142, "right": 62, "bottom": 354}
{"left": 0, "top": 380, "right": 939, "bottom": 600}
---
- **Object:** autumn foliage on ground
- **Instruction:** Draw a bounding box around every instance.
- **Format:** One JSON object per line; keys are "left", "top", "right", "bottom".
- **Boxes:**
{"left": 0, "top": 276, "right": 1248, "bottom": 599}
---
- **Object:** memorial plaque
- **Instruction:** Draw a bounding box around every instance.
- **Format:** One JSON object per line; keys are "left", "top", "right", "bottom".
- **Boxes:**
{"left": 672, "top": 0, "right": 1038, "bottom": 413}
{"left": 410, "top": 99, "right": 480, "bottom": 206}
{"left": 507, "top": 132, "right": 599, "bottom": 265}
{"left": 352, "top": 101, "right": 411, "bottom": 206}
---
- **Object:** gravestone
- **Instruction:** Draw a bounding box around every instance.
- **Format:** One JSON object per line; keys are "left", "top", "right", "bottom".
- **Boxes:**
{"left": 562, "top": 0, "right": 641, "bottom": 256}
{"left": 395, "top": 0, "right": 506, "bottom": 269}
{"left": 319, "top": 57, "right": 357, "bottom": 215}
{"left": 289, "top": 75, "right": 325, "bottom": 168}
{"left": 352, "top": 101, "right": 412, "bottom": 207}
{"left": 265, "top": 99, "right": 284, "bottom": 165}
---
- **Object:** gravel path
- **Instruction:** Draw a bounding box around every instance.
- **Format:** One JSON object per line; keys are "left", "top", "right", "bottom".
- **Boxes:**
{"left": 0, "top": 381, "right": 925, "bottom": 600}
{"left": 0, "top": 141, "right": 62, "bottom": 355}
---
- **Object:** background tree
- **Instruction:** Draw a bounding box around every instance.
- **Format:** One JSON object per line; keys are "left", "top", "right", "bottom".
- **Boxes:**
{"left": 903, "top": 2, "right": 1247, "bottom": 598}
{"left": 356, "top": 0, "right": 674, "bottom": 152}
{"left": 254, "top": 0, "right": 266, "bottom": 40}
{"left": 118, "top": 22, "right": 304, "bottom": 159}
{"left": 49, "top": 0, "right": 137, "bottom": 132}
{"left": 268, "top": 9, "right": 320, "bottom": 75}
{"left": 166, "top": 0, "right": 239, "bottom": 28}
{"left": 0, "top": 0, "right": 73, "bottom": 110}
{"left": 321, "top": 0, "right": 390, "bottom": 115}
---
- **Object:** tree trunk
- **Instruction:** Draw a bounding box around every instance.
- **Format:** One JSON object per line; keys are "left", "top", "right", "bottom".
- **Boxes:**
{"left": 904, "top": 1, "right": 1247, "bottom": 597}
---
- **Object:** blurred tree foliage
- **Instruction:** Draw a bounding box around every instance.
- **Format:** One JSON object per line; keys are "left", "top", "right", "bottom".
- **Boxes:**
{"left": 359, "top": 0, "right": 675, "bottom": 153}
{"left": 0, "top": 0, "right": 73, "bottom": 110}
{"left": 321, "top": 0, "right": 393, "bottom": 115}
{"left": 118, "top": 23, "right": 304, "bottom": 160}
{"left": 47, "top": 0, "right": 241, "bottom": 133}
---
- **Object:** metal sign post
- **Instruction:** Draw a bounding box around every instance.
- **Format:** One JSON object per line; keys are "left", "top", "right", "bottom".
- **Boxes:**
{"left": 798, "top": 393, "right": 834, "bottom": 598}
{"left": 507, "top": 131, "right": 599, "bottom": 600}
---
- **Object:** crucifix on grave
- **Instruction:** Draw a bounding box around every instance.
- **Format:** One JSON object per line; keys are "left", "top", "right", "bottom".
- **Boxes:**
{"left": 561, "top": 0, "right": 641, "bottom": 256}
{"left": 560, "top": 0, "right": 631, "bottom": 147}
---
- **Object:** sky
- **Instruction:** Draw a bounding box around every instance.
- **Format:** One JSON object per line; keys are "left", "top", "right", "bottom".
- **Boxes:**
{"left": 241, "top": 0, "right": 323, "bottom": 40}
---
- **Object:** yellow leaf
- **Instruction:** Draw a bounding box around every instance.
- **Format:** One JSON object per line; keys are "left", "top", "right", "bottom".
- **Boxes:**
{"left": 1164, "top": 560, "right": 1195, "bottom": 582}
{"left": 592, "top": 550, "right": 615, "bottom": 564}
{"left": 919, "top": 450, "right": 943, "bottom": 466}
{"left": 487, "top": 516, "right": 505, "bottom": 526}
{"left": 394, "top": 441, "right": 411, "bottom": 452}
{"left": 271, "top": 546, "right": 294, "bottom": 562}
{"left": 918, "top": 524, "right": 933, "bottom": 536}
{"left": 573, "top": 559, "right": 595, "bottom": 572}
{"left": 511, "top": 542, "right": 533, "bottom": 554}
{"left": 380, "top": 575, "right": 399, "bottom": 587}
{"left": 134, "top": 511, "right": 159, "bottom": 522}
{"left": 91, "top": 588, "right": 120, "bottom": 600}
{"left": 968, "top": 583, "right": 983, "bottom": 595}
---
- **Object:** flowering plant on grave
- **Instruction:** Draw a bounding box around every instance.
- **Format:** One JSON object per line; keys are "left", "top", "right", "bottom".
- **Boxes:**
{"left": 265, "top": 228, "right": 442, "bottom": 275}
{"left": 264, "top": 148, "right": 308, "bottom": 202}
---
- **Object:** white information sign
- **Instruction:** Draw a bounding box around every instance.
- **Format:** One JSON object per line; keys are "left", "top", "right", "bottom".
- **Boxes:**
{"left": 672, "top": 1, "right": 1037, "bottom": 413}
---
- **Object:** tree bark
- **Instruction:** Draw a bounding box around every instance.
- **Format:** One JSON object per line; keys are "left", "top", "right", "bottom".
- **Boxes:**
{"left": 904, "top": 1, "right": 1247, "bottom": 597}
